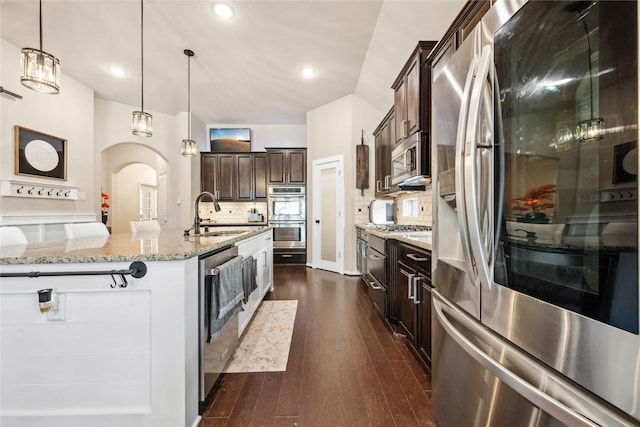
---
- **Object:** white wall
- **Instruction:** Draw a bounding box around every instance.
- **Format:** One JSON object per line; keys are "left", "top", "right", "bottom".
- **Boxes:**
{"left": 1, "top": 38, "right": 201, "bottom": 234}
{"left": 1, "top": 39, "right": 96, "bottom": 219}
{"left": 94, "top": 99, "right": 200, "bottom": 231}
{"left": 114, "top": 163, "right": 157, "bottom": 233}
{"left": 307, "top": 94, "right": 383, "bottom": 273}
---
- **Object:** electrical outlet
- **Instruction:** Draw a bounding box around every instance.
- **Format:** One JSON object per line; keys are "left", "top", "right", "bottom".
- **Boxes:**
{"left": 47, "top": 294, "right": 66, "bottom": 321}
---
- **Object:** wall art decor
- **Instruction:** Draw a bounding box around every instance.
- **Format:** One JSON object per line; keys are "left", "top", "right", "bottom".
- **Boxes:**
{"left": 15, "top": 125, "right": 67, "bottom": 180}
{"left": 613, "top": 141, "right": 637, "bottom": 185}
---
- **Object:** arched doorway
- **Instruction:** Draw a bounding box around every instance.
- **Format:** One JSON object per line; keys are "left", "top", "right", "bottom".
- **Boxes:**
{"left": 101, "top": 143, "right": 168, "bottom": 234}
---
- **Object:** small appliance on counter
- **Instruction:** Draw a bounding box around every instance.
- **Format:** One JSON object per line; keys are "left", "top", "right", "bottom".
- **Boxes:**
{"left": 369, "top": 200, "right": 394, "bottom": 225}
{"left": 248, "top": 208, "right": 264, "bottom": 223}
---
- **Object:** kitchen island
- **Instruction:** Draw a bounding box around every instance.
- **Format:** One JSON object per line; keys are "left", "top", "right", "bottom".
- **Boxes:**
{"left": 0, "top": 226, "right": 271, "bottom": 427}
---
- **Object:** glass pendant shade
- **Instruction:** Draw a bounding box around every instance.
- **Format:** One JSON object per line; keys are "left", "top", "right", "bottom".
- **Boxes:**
{"left": 181, "top": 49, "right": 197, "bottom": 158}
{"left": 20, "top": 0, "right": 60, "bottom": 94}
{"left": 21, "top": 48, "right": 60, "bottom": 94}
{"left": 132, "top": 0, "right": 152, "bottom": 137}
{"left": 182, "top": 139, "right": 197, "bottom": 157}
{"left": 132, "top": 111, "right": 153, "bottom": 137}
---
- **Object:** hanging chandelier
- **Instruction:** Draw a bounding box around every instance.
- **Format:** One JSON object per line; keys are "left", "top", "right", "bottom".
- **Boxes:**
{"left": 181, "top": 49, "right": 197, "bottom": 157}
{"left": 132, "top": 0, "right": 152, "bottom": 137}
{"left": 21, "top": 0, "right": 61, "bottom": 94}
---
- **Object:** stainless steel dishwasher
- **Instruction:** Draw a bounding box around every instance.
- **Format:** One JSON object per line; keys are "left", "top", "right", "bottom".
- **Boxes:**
{"left": 198, "top": 245, "right": 239, "bottom": 407}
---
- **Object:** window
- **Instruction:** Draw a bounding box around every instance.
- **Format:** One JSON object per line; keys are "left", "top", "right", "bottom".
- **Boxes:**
{"left": 139, "top": 184, "right": 157, "bottom": 221}
{"left": 402, "top": 197, "right": 419, "bottom": 217}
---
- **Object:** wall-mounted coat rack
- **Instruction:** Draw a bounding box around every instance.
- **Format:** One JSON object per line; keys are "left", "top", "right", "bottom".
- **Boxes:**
{"left": 1, "top": 180, "right": 81, "bottom": 200}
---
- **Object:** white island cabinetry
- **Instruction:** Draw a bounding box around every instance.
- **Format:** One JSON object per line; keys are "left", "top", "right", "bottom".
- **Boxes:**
{"left": 0, "top": 226, "right": 271, "bottom": 427}
{"left": 0, "top": 258, "right": 200, "bottom": 427}
{"left": 236, "top": 230, "right": 273, "bottom": 336}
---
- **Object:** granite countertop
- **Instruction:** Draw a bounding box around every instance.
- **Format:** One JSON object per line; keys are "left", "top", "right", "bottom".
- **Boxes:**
{"left": 355, "top": 224, "right": 432, "bottom": 251}
{"left": 0, "top": 226, "right": 272, "bottom": 265}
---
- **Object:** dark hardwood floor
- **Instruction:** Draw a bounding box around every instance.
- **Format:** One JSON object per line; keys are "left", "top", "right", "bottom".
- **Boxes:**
{"left": 200, "top": 265, "right": 436, "bottom": 427}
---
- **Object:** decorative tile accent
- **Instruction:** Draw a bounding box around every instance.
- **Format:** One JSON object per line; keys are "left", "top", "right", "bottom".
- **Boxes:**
{"left": 225, "top": 300, "right": 298, "bottom": 373}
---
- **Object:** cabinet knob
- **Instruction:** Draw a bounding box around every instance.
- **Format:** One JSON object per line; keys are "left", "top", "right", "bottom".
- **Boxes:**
{"left": 315, "top": 220, "right": 320, "bottom": 224}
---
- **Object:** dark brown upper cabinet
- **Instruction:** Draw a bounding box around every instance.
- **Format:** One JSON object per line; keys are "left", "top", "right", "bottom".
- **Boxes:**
{"left": 236, "top": 153, "right": 268, "bottom": 200}
{"left": 201, "top": 153, "right": 235, "bottom": 201}
{"left": 373, "top": 107, "right": 395, "bottom": 195}
{"left": 266, "top": 148, "right": 306, "bottom": 185}
{"left": 202, "top": 152, "right": 267, "bottom": 202}
{"left": 391, "top": 41, "right": 437, "bottom": 145}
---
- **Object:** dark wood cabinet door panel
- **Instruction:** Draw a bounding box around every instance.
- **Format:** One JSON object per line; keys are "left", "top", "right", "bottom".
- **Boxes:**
{"left": 201, "top": 154, "right": 217, "bottom": 194}
{"left": 218, "top": 154, "right": 235, "bottom": 200}
{"left": 268, "top": 150, "right": 286, "bottom": 184}
{"left": 236, "top": 154, "right": 253, "bottom": 200}
{"left": 288, "top": 150, "right": 306, "bottom": 184}
{"left": 253, "top": 154, "right": 268, "bottom": 199}
{"left": 405, "top": 58, "right": 420, "bottom": 137}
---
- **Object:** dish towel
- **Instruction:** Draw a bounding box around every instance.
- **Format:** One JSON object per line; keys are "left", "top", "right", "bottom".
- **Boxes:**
{"left": 242, "top": 256, "right": 258, "bottom": 303}
{"left": 215, "top": 255, "right": 244, "bottom": 319}
{"left": 207, "top": 255, "right": 244, "bottom": 342}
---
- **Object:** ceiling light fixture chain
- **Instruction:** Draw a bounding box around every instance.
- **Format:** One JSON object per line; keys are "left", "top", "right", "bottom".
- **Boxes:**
{"left": 20, "top": 0, "right": 61, "bottom": 94}
{"left": 132, "top": 0, "right": 152, "bottom": 137}
{"left": 182, "top": 49, "right": 197, "bottom": 157}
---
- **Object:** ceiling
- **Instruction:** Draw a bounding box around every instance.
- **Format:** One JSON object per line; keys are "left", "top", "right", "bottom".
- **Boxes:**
{"left": 1, "top": 1, "right": 464, "bottom": 125}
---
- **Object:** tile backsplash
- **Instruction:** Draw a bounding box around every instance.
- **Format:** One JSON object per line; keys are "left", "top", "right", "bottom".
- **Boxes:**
{"left": 353, "top": 188, "right": 433, "bottom": 226}
{"left": 395, "top": 189, "right": 433, "bottom": 226}
{"left": 199, "top": 201, "right": 267, "bottom": 224}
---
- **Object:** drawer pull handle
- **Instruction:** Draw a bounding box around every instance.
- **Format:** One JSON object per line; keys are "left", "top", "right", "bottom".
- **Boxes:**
{"left": 406, "top": 253, "right": 428, "bottom": 262}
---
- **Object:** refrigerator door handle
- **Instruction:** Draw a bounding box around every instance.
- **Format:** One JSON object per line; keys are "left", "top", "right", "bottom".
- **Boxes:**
{"left": 455, "top": 53, "right": 480, "bottom": 289}
{"left": 464, "top": 44, "right": 494, "bottom": 292}
{"left": 432, "top": 294, "right": 600, "bottom": 427}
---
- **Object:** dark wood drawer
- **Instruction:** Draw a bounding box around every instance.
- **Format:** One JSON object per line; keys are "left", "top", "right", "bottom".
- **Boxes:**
{"left": 273, "top": 252, "right": 306, "bottom": 264}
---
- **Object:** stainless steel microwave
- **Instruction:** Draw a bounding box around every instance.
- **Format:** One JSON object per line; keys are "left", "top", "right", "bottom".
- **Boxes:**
{"left": 390, "top": 131, "right": 430, "bottom": 186}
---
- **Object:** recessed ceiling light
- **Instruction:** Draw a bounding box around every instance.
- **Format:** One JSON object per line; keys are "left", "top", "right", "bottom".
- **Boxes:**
{"left": 301, "top": 67, "right": 316, "bottom": 78}
{"left": 108, "top": 66, "right": 126, "bottom": 77}
{"left": 212, "top": 3, "right": 234, "bottom": 19}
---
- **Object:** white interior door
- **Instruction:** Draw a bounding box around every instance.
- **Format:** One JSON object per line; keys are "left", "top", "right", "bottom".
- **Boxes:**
{"left": 312, "top": 156, "right": 344, "bottom": 273}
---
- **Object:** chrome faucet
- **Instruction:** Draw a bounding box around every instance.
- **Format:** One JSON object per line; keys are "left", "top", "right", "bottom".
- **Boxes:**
{"left": 191, "top": 191, "right": 221, "bottom": 235}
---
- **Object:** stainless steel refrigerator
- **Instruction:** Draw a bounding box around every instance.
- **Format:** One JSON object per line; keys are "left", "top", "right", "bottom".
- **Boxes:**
{"left": 431, "top": 1, "right": 639, "bottom": 425}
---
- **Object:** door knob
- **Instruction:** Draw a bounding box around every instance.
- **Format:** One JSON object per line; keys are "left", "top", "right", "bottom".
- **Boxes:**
{"left": 315, "top": 220, "right": 320, "bottom": 224}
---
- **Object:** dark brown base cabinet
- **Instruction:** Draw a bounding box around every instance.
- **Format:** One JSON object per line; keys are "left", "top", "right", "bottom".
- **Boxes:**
{"left": 391, "top": 241, "right": 433, "bottom": 366}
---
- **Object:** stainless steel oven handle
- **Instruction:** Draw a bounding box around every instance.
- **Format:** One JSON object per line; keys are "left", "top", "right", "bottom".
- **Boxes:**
{"left": 403, "top": 149, "right": 410, "bottom": 171}
{"left": 432, "top": 293, "right": 600, "bottom": 427}
{"left": 406, "top": 253, "right": 427, "bottom": 262}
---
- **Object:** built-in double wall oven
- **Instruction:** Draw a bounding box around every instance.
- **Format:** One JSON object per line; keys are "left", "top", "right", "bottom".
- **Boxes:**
{"left": 268, "top": 186, "right": 306, "bottom": 249}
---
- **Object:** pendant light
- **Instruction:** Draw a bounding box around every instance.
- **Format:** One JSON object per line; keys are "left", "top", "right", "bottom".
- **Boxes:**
{"left": 20, "top": 0, "right": 61, "bottom": 94}
{"left": 181, "top": 49, "right": 197, "bottom": 157}
{"left": 132, "top": 0, "right": 152, "bottom": 137}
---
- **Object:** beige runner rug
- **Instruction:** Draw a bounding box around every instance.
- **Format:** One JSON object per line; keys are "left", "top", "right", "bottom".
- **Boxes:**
{"left": 225, "top": 300, "right": 298, "bottom": 372}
